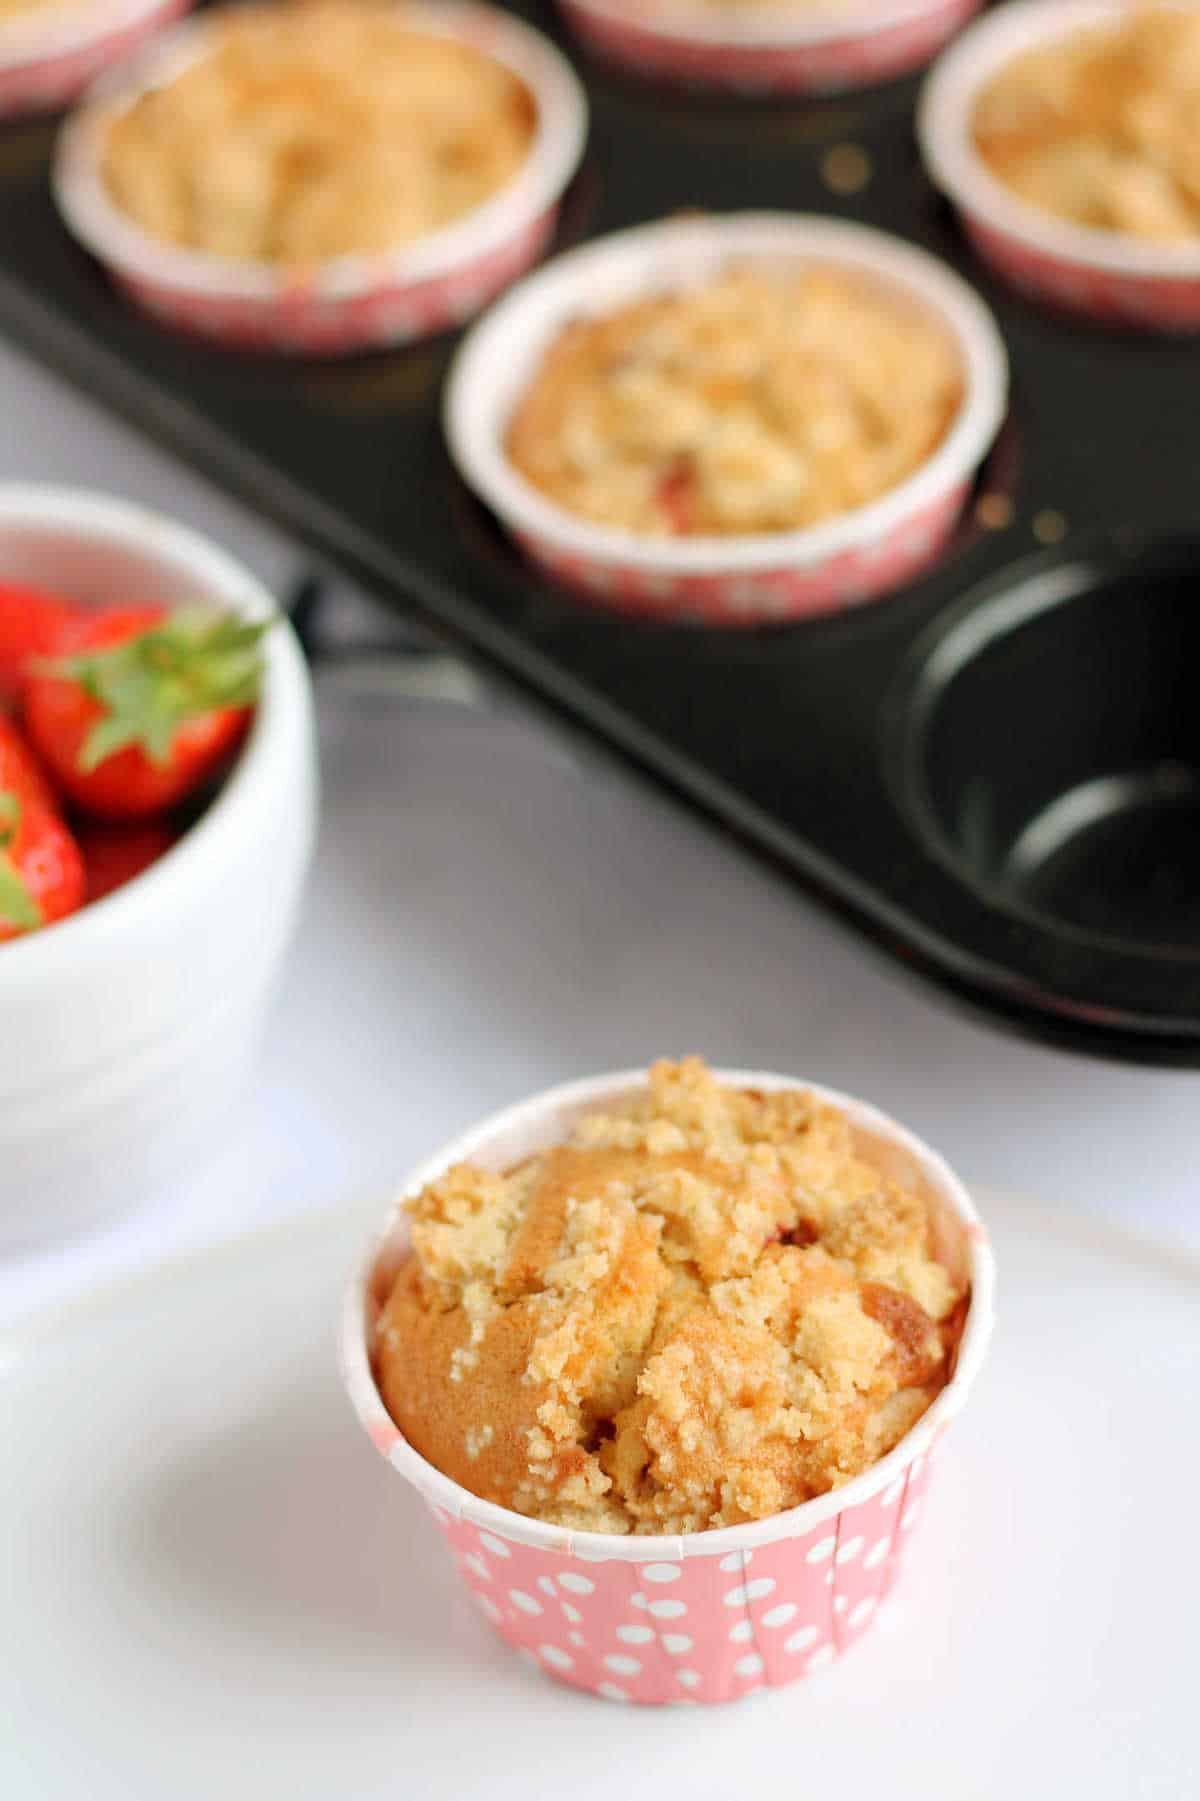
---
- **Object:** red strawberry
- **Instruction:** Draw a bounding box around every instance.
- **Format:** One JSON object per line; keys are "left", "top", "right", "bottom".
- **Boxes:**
{"left": 0, "top": 717, "right": 84, "bottom": 942}
{"left": 23, "top": 604, "right": 269, "bottom": 821}
{"left": 0, "top": 581, "right": 81, "bottom": 707}
{"left": 79, "top": 821, "right": 177, "bottom": 903}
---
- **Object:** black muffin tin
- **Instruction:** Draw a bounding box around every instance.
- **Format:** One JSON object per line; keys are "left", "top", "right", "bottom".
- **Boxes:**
{"left": 1, "top": 0, "right": 1199, "bottom": 1062}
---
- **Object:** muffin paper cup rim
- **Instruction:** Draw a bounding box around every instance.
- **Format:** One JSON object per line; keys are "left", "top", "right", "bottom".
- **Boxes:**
{"left": 0, "top": 0, "right": 175, "bottom": 69}
{"left": 561, "top": 0, "right": 964, "bottom": 50}
{"left": 51, "top": 0, "right": 588, "bottom": 303}
{"left": 340, "top": 1066, "right": 996, "bottom": 1562}
{"left": 442, "top": 212, "right": 1009, "bottom": 578}
{"left": 918, "top": 0, "right": 1200, "bottom": 280}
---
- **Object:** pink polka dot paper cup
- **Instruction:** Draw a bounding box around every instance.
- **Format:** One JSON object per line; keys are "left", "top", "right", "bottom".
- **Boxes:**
{"left": 444, "top": 213, "right": 1008, "bottom": 625}
{"left": 51, "top": 2, "right": 587, "bottom": 354}
{"left": 918, "top": 1, "right": 1200, "bottom": 332}
{"left": 0, "top": 0, "right": 190, "bottom": 119}
{"left": 340, "top": 1068, "right": 995, "bottom": 1706}
{"left": 559, "top": 0, "right": 983, "bottom": 95}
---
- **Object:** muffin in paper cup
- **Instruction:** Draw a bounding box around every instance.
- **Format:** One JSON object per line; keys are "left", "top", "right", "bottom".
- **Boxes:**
{"left": 0, "top": 0, "right": 189, "bottom": 118}
{"left": 560, "top": 0, "right": 983, "bottom": 94}
{"left": 340, "top": 1068, "right": 995, "bottom": 1706}
{"left": 51, "top": 2, "right": 588, "bottom": 354}
{"left": 444, "top": 214, "right": 1009, "bottom": 625}
{"left": 919, "top": 1, "right": 1200, "bottom": 332}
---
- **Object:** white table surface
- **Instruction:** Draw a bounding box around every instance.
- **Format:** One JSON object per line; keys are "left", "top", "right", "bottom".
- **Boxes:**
{"left": 1, "top": 335, "right": 1197, "bottom": 1325}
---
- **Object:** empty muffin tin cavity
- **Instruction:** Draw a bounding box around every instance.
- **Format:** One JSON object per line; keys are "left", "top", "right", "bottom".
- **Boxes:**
{"left": 897, "top": 536, "right": 1200, "bottom": 954}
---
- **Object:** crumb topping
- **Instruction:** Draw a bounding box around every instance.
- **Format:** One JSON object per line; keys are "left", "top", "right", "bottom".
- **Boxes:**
{"left": 505, "top": 266, "right": 963, "bottom": 539}
{"left": 973, "top": 8, "right": 1200, "bottom": 241}
{"left": 101, "top": 1, "right": 536, "bottom": 265}
{"left": 375, "top": 1058, "right": 967, "bottom": 1534}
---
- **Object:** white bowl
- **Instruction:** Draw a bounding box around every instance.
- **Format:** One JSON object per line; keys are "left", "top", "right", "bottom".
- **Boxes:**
{"left": 0, "top": 0, "right": 191, "bottom": 119}
{"left": 919, "top": 0, "right": 1200, "bottom": 330}
{"left": 53, "top": 2, "right": 588, "bottom": 353}
{"left": 560, "top": 0, "right": 983, "bottom": 94}
{"left": 0, "top": 486, "right": 317, "bottom": 1250}
{"left": 445, "top": 213, "right": 1009, "bottom": 624}
{"left": 341, "top": 1066, "right": 995, "bottom": 1704}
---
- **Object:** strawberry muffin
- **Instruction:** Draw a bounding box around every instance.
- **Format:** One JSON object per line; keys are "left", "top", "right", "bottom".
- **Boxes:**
{"left": 972, "top": 6, "right": 1200, "bottom": 242}
{"left": 99, "top": 0, "right": 538, "bottom": 265}
{"left": 504, "top": 265, "right": 964, "bottom": 540}
{"left": 373, "top": 1057, "right": 969, "bottom": 1534}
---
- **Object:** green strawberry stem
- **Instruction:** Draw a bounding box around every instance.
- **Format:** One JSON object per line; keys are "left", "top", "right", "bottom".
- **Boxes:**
{"left": 49, "top": 608, "right": 272, "bottom": 771}
{"left": 0, "top": 792, "right": 42, "bottom": 931}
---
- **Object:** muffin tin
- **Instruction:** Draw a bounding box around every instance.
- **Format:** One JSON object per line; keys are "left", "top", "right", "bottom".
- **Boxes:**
{"left": 0, "top": 0, "right": 1198, "bottom": 1061}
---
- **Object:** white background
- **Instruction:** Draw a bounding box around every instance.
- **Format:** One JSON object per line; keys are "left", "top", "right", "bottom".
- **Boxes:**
{"left": 1, "top": 333, "right": 1197, "bottom": 1324}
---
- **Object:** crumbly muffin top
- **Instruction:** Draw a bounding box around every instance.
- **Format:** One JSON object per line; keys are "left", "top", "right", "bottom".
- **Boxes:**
{"left": 505, "top": 266, "right": 962, "bottom": 539}
{"left": 101, "top": 2, "right": 536, "bottom": 265}
{"left": 973, "top": 8, "right": 1200, "bottom": 241}
{"left": 374, "top": 1059, "right": 967, "bottom": 1535}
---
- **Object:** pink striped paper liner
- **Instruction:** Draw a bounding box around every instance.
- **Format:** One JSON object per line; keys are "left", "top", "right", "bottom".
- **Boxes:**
{"left": 919, "top": 0, "right": 1200, "bottom": 332}
{"left": 340, "top": 1068, "right": 995, "bottom": 1706}
{"left": 52, "top": 1, "right": 587, "bottom": 353}
{"left": 561, "top": 0, "right": 981, "bottom": 94}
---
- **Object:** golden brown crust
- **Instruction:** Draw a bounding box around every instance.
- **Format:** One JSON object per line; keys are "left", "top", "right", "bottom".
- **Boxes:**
{"left": 375, "top": 1058, "right": 968, "bottom": 1534}
{"left": 973, "top": 9, "right": 1200, "bottom": 241}
{"left": 505, "top": 266, "right": 963, "bottom": 539}
{"left": 101, "top": 2, "right": 536, "bottom": 265}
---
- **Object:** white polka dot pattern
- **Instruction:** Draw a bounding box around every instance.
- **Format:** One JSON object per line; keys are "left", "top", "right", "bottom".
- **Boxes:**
{"left": 426, "top": 1431, "right": 941, "bottom": 1704}
{"left": 604, "top": 1655, "right": 642, "bottom": 1676}
{"left": 516, "top": 483, "right": 973, "bottom": 628}
{"left": 724, "top": 1578, "right": 775, "bottom": 1606}
{"left": 557, "top": 1573, "right": 594, "bottom": 1595}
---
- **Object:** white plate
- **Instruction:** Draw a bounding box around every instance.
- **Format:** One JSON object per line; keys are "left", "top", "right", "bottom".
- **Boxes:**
{"left": 2, "top": 1191, "right": 1195, "bottom": 1799}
